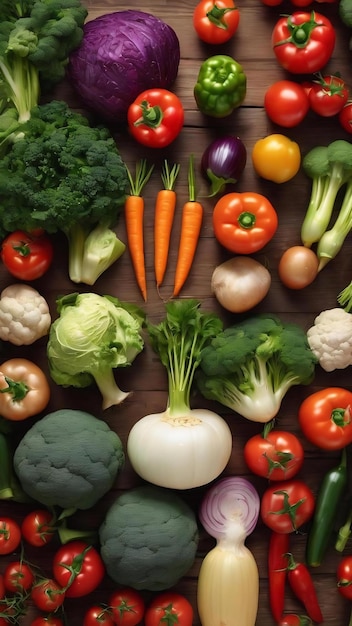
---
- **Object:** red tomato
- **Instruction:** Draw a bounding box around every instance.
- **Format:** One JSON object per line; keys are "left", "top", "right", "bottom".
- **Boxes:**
{"left": 0, "top": 576, "right": 4, "bottom": 601}
{"left": 109, "top": 588, "right": 145, "bottom": 626}
{"left": 0, "top": 518, "right": 21, "bottom": 555}
{"left": 193, "top": 0, "right": 240, "bottom": 44}
{"left": 21, "top": 509, "right": 56, "bottom": 547}
{"left": 278, "top": 616, "right": 312, "bottom": 626}
{"left": 1, "top": 230, "right": 53, "bottom": 281}
{"left": 212, "top": 191, "right": 278, "bottom": 254}
{"left": 244, "top": 429, "right": 304, "bottom": 480}
{"left": 261, "top": 0, "right": 282, "bottom": 5}
{"left": 30, "top": 617, "right": 64, "bottom": 626}
{"left": 127, "top": 89, "right": 184, "bottom": 148}
{"left": 264, "top": 80, "right": 310, "bottom": 127}
{"left": 308, "top": 75, "right": 349, "bottom": 117}
{"left": 261, "top": 480, "right": 315, "bottom": 533}
{"left": 339, "top": 102, "right": 352, "bottom": 134}
{"left": 53, "top": 541, "right": 104, "bottom": 598}
{"left": 3, "top": 561, "right": 34, "bottom": 593}
{"left": 298, "top": 388, "right": 352, "bottom": 450}
{"left": 337, "top": 556, "right": 352, "bottom": 600}
{"left": 31, "top": 579, "right": 65, "bottom": 612}
{"left": 272, "top": 12, "right": 336, "bottom": 74}
{"left": 84, "top": 606, "right": 115, "bottom": 626}
{"left": 145, "top": 592, "right": 193, "bottom": 626}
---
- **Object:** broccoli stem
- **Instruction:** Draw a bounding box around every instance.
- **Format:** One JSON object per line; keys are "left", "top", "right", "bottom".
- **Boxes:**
{"left": 64, "top": 222, "right": 87, "bottom": 284}
{"left": 317, "top": 181, "right": 352, "bottom": 271}
{"left": 93, "top": 368, "right": 130, "bottom": 411}
{"left": 80, "top": 225, "right": 126, "bottom": 286}
{"left": 0, "top": 56, "right": 39, "bottom": 123}
{"left": 301, "top": 172, "right": 344, "bottom": 247}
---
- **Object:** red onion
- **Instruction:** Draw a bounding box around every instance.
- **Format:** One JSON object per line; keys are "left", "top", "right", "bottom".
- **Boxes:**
{"left": 201, "top": 136, "right": 247, "bottom": 196}
{"left": 199, "top": 476, "right": 260, "bottom": 539}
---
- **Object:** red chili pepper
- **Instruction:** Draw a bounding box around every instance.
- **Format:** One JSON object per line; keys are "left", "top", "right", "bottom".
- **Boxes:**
{"left": 286, "top": 553, "right": 323, "bottom": 623}
{"left": 268, "top": 531, "right": 290, "bottom": 622}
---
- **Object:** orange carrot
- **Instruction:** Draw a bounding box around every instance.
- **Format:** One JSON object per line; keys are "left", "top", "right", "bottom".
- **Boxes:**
{"left": 173, "top": 154, "right": 203, "bottom": 297}
{"left": 125, "top": 159, "right": 154, "bottom": 301}
{"left": 154, "top": 160, "right": 180, "bottom": 288}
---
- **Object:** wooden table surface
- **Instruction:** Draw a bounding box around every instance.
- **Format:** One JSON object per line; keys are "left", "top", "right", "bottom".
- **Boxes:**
{"left": 2, "top": 1, "right": 352, "bottom": 624}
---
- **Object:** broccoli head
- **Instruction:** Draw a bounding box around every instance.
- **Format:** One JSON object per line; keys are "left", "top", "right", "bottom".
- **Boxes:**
{"left": 196, "top": 313, "right": 317, "bottom": 423}
{"left": 99, "top": 485, "right": 199, "bottom": 591}
{"left": 13, "top": 409, "right": 125, "bottom": 510}
{"left": 0, "top": 101, "right": 129, "bottom": 284}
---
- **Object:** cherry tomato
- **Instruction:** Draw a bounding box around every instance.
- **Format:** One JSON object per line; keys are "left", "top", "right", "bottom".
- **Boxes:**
{"left": 3, "top": 561, "right": 34, "bottom": 593}
{"left": 0, "top": 518, "right": 21, "bottom": 555}
{"left": 339, "top": 102, "right": 352, "bottom": 134}
{"left": 298, "top": 388, "right": 352, "bottom": 450}
{"left": 21, "top": 509, "right": 56, "bottom": 547}
{"left": 244, "top": 429, "right": 304, "bottom": 480}
{"left": 53, "top": 541, "right": 105, "bottom": 598}
{"left": 30, "top": 618, "right": 64, "bottom": 626}
{"left": 1, "top": 230, "right": 53, "bottom": 281}
{"left": 0, "top": 359, "right": 50, "bottom": 421}
{"left": 278, "top": 246, "right": 319, "bottom": 289}
{"left": 308, "top": 74, "right": 349, "bottom": 117}
{"left": 278, "top": 616, "right": 313, "bottom": 626}
{"left": 272, "top": 12, "right": 336, "bottom": 74}
{"left": 84, "top": 606, "right": 115, "bottom": 626}
{"left": 252, "top": 134, "right": 301, "bottom": 183}
{"left": 337, "top": 556, "right": 352, "bottom": 600}
{"left": 212, "top": 191, "right": 278, "bottom": 254}
{"left": 127, "top": 89, "right": 184, "bottom": 148}
{"left": 31, "top": 579, "right": 65, "bottom": 612}
{"left": 145, "top": 592, "right": 193, "bottom": 626}
{"left": 261, "top": 480, "right": 315, "bottom": 533}
{"left": 264, "top": 80, "right": 310, "bottom": 127}
{"left": 109, "top": 588, "right": 145, "bottom": 626}
{"left": 193, "top": 0, "right": 240, "bottom": 44}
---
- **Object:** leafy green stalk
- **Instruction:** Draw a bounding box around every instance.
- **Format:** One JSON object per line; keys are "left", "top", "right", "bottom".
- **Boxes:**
{"left": 317, "top": 179, "right": 352, "bottom": 271}
{"left": 301, "top": 141, "right": 352, "bottom": 247}
{"left": 147, "top": 300, "right": 223, "bottom": 416}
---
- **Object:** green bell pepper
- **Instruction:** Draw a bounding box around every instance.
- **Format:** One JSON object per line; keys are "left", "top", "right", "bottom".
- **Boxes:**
{"left": 194, "top": 54, "right": 246, "bottom": 118}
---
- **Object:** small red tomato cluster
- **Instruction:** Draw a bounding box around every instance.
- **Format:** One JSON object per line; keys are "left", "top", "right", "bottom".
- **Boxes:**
{"left": 0, "top": 509, "right": 194, "bottom": 626}
{"left": 263, "top": 11, "right": 352, "bottom": 132}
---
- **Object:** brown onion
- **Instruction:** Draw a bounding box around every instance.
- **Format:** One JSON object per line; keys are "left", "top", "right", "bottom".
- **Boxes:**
{"left": 211, "top": 256, "right": 271, "bottom": 313}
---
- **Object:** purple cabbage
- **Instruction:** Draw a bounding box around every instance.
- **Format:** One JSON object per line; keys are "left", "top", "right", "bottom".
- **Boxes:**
{"left": 67, "top": 10, "right": 180, "bottom": 122}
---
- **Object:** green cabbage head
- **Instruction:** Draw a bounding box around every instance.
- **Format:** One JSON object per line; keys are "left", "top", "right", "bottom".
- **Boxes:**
{"left": 47, "top": 292, "right": 145, "bottom": 409}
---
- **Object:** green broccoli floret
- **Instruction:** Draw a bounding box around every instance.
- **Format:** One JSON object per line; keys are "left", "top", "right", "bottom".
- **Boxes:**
{"left": 301, "top": 140, "right": 352, "bottom": 247}
{"left": 13, "top": 409, "right": 125, "bottom": 510}
{"left": 99, "top": 485, "right": 199, "bottom": 591}
{"left": 47, "top": 292, "right": 145, "bottom": 410}
{"left": 0, "top": 0, "right": 87, "bottom": 149}
{"left": 196, "top": 314, "right": 317, "bottom": 424}
{"left": 0, "top": 100, "right": 129, "bottom": 284}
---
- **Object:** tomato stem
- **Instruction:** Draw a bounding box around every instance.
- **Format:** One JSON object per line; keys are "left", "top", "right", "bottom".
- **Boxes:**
{"left": 206, "top": 3, "right": 237, "bottom": 30}
{"left": 134, "top": 100, "right": 163, "bottom": 129}
{"left": 1, "top": 376, "right": 29, "bottom": 402}
{"left": 238, "top": 211, "right": 256, "bottom": 229}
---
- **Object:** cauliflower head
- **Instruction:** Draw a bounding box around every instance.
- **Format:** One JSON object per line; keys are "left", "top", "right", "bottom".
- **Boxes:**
{"left": 307, "top": 308, "right": 352, "bottom": 372}
{"left": 13, "top": 409, "right": 125, "bottom": 510}
{"left": 0, "top": 284, "right": 51, "bottom": 345}
{"left": 99, "top": 485, "right": 199, "bottom": 591}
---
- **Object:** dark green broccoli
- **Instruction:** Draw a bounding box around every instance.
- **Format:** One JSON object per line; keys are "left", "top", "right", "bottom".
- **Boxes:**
{"left": 196, "top": 314, "right": 317, "bottom": 424}
{"left": 0, "top": 0, "right": 87, "bottom": 148}
{"left": 0, "top": 100, "right": 129, "bottom": 284}
{"left": 13, "top": 409, "right": 125, "bottom": 510}
{"left": 99, "top": 485, "right": 199, "bottom": 591}
{"left": 340, "top": 0, "right": 352, "bottom": 29}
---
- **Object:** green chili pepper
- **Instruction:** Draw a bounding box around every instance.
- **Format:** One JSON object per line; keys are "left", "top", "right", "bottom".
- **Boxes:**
{"left": 306, "top": 448, "right": 347, "bottom": 567}
{"left": 194, "top": 54, "right": 246, "bottom": 118}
